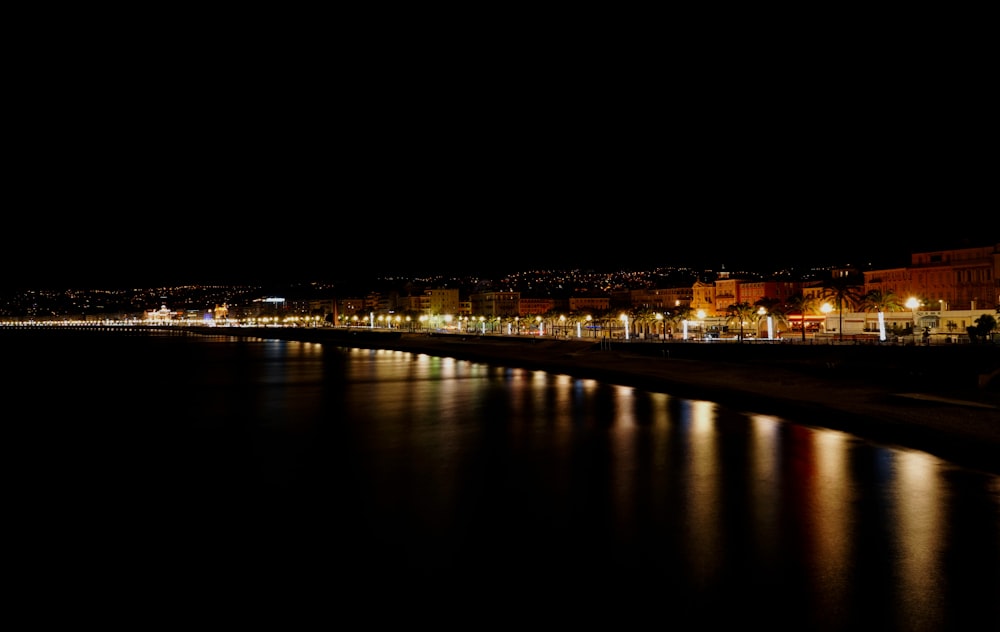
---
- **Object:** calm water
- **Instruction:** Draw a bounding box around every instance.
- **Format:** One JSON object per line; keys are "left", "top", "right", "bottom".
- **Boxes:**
{"left": 6, "top": 330, "right": 999, "bottom": 628}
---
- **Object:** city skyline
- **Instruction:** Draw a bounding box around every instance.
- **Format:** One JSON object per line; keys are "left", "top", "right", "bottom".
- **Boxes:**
{"left": 2, "top": 224, "right": 989, "bottom": 292}
{"left": 10, "top": 15, "right": 991, "bottom": 292}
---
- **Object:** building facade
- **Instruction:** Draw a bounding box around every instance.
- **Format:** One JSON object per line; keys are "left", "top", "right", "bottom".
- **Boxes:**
{"left": 469, "top": 291, "right": 520, "bottom": 318}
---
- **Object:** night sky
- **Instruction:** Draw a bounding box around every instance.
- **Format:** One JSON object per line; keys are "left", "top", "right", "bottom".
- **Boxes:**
{"left": 6, "top": 13, "right": 992, "bottom": 290}
{"left": 4, "top": 214, "right": 985, "bottom": 291}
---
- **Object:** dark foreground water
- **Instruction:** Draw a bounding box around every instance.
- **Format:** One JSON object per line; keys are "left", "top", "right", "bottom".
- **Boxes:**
{"left": 5, "top": 330, "right": 998, "bottom": 628}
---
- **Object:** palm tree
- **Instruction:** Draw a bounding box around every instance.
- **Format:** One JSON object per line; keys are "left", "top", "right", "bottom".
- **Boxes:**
{"left": 756, "top": 299, "right": 790, "bottom": 339}
{"left": 974, "top": 313, "right": 998, "bottom": 343}
{"left": 591, "top": 308, "right": 617, "bottom": 341}
{"left": 631, "top": 306, "right": 658, "bottom": 339}
{"left": 784, "top": 293, "right": 819, "bottom": 342}
{"left": 671, "top": 305, "right": 694, "bottom": 322}
{"left": 668, "top": 306, "right": 694, "bottom": 339}
{"left": 726, "top": 302, "right": 757, "bottom": 342}
{"left": 859, "top": 289, "right": 904, "bottom": 314}
{"left": 820, "top": 274, "right": 865, "bottom": 342}
{"left": 754, "top": 296, "right": 783, "bottom": 315}
{"left": 858, "top": 289, "right": 905, "bottom": 338}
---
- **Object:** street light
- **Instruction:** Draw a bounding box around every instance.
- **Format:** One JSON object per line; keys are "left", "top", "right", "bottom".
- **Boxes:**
{"left": 906, "top": 296, "right": 920, "bottom": 333}
{"left": 620, "top": 313, "right": 629, "bottom": 340}
{"left": 905, "top": 297, "right": 920, "bottom": 334}
{"left": 755, "top": 306, "right": 774, "bottom": 341}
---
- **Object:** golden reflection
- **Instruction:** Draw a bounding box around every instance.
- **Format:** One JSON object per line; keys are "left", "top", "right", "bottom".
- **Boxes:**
{"left": 439, "top": 357, "right": 458, "bottom": 380}
{"left": 528, "top": 371, "right": 549, "bottom": 423}
{"left": 410, "top": 353, "right": 436, "bottom": 381}
{"left": 811, "top": 430, "right": 851, "bottom": 617}
{"left": 895, "top": 450, "right": 945, "bottom": 625}
{"left": 648, "top": 393, "right": 673, "bottom": 530}
{"left": 686, "top": 400, "right": 720, "bottom": 589}
{"left": 506, "top": 368, "right": 527, "bottom": 421}
{"left": 552, "top": 374, "right": 574, "bottom": 430}
{"left": 649, "top": 393, "right": 671, "bottom": 468}
{"left": 437, "top": 368, "right": 459, "bottom": 423}
{"left": 749, "top": 415, "right": 782, "bottom": 561}
{"left": 609, "top": 386, "right": 638, "bottom": 540}
{"left": 468, "top": 360, "right": 490, "bottom": 380}
{"left": 612, "top": 385, "right": 637, "bottom": 428}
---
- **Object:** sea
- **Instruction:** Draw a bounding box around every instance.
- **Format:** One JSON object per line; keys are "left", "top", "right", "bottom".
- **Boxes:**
{"left": 4, "top": 328, "right": 998, "bottom": 628}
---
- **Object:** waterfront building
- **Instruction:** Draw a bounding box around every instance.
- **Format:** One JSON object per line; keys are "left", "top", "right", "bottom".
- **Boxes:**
{"left": 628, "top": 287, "right": 692, "bottom": 312}
{"left": 738, "top": 280, "right": 800, "bottom": 307}
{"left": 823, "top": 308, "right": 995, "bottom": 342}
{"left": 690, "top": 280, "right": 716, "bottom": 317}
{"left": 518, "top": 296, "right": 556, "bottom": 318}
{"left": 568, "top": 295, "right": 610, "bottom": 314}
{"left": 905, "top": 244, "right": 997, "bottom": 311}
{"left": 422, "top": 287, "right": 460, "bottom": 318}
{"left": 469, "top": 291, "right": 520, "bottom": 319}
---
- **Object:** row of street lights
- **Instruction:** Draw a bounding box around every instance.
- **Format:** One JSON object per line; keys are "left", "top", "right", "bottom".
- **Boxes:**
{"left": 341, "top": 310, "right": 777, "bottom": 340}
{"left": 336, "top": 311, "right": 727, "bottom": 340}
{"left": 340, "top": 300, "right": 929, "bottom": 340}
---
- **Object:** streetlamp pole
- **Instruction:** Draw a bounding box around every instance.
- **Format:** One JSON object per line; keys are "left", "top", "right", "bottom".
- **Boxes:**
{"left": 905, "top": 297, "right": 920, "bottom": 339}
{"left": 820, "top": 303, "right": 833, "bottom": 339}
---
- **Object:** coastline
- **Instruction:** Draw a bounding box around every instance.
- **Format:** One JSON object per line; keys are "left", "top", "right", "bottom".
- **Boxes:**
{"left": 5, "top": 324, "right": 997, "bottom": 475}
{"left": 198, "top": 326, "right": 1000, "bottom": 476}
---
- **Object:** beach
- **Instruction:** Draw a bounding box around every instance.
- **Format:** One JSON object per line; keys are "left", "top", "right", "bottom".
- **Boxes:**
{"left": 214, "top": 327, "right": 1000, "bottom": 476}
{"left": 8, "top": 324, "right": 994, "bottom": 475}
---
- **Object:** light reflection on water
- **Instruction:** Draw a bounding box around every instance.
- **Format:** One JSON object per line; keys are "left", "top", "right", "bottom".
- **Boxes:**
{"left": 329, "top": 343, "right": 998, "bottom": 627}
{"left": 4, "top": 332, "right": 996, "bottom": 627}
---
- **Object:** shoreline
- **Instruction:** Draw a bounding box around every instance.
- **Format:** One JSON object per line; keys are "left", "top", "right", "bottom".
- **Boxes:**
{"left": 204, "top": 327, "right": 1000, "bottom": 476}
{"left": 6, "top": 325, "right": 999, "bottom": 475}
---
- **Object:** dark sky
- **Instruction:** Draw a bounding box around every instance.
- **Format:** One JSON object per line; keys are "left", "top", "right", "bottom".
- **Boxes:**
{"left": 4, "top": 215, "right": 985, "bottom": 291}
{"left": 5, "top": 14, "right": 993, "bottom": 290}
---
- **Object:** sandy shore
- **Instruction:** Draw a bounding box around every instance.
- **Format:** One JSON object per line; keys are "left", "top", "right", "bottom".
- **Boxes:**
{"left": 204, "top": 327, "right": 1000, "bottom": 475}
